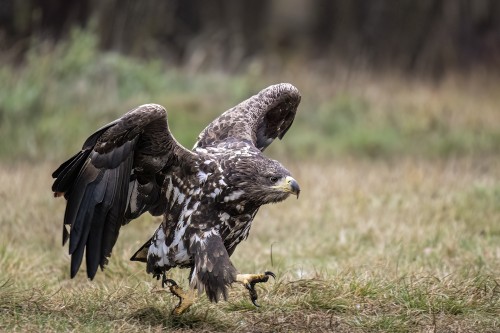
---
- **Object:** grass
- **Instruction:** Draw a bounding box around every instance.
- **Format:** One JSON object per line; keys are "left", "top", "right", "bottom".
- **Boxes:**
{"left": 1, "top": 29, "right": 499, "bottom": 332}
{"left": 0, "top": 159, "right": 499, "bottom": 332}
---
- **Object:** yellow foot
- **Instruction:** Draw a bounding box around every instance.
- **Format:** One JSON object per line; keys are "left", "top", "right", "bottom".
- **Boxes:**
{"left": 236, "top": 271, "right": 276, "bottom": 307}
{"left": 162, "top": 277, "right": 194, "bottom": 315}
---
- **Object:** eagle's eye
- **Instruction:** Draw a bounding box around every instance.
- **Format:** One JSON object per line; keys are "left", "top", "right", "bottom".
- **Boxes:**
{"left": 269, "top": 176, "right": 279, "bottom": 183}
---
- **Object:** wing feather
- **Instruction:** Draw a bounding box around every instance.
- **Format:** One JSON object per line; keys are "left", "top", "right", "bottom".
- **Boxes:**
{"left": 52, "top": 104, "right": 196, "bottom": 279}
{"left": 83, "top": 170, "right": 112, "bottom": 278}
{"left": 52, "top": 150, "right": 92, "bottom": 199}
{"left": 194, "top": 83, "right": 301, "bottom": 151}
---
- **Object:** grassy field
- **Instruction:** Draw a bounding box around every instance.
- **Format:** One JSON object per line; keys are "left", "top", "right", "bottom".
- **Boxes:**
{"left": 0, "top": 30, "right": 499, "bottom": 332}
{"left": 0, "top": 158, "right": 498, "bottom": 332}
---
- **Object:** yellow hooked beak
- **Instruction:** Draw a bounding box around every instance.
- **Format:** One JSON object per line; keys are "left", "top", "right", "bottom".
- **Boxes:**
{"left": 273, "top": 176, "right": 301, "bottom": 198}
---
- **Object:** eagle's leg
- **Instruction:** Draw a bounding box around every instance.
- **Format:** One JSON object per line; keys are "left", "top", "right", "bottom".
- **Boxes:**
{"left": 162, "top": 274, "right": 195, "bottom": 315}
{"left": 236, "top": 271, "right": 275, "bottom": 307}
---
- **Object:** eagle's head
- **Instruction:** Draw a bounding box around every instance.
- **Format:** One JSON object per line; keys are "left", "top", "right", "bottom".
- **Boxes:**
{"left": 226, "top": 154, "right": 300, "bottom": 206}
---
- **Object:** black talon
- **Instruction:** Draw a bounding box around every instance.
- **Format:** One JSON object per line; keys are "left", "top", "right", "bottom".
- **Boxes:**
{"left": 162, "top": 273, "right": 177, "bottom": 288}
{"left": 245, "top": 283, "right": 260, "bottom": 307}
{"left": 265, "top": 271, "right": 276, "bottom": 280}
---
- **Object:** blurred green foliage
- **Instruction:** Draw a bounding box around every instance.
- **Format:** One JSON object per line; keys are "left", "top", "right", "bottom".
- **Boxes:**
{"left": 0, "top": 29, "right": 498, "bottom": 161}
{"left": 0, "top": 30, "right": 262, "bottom": 160}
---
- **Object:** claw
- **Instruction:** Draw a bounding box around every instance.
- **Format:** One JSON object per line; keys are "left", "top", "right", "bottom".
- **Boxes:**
{"left": 245, "top": 283, "right": 260, "bottom": 307}
{"left": 236, "top": 271, "right": 276, "bottom": 308}
{"left": 161, "top": 273, "right": 194, "bottom": 315}
{"left": 162, "top": 275, "right": 177, "bottom": 288}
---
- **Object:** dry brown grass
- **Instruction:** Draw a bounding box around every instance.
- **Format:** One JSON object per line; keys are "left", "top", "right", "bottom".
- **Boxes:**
{"left": 1, "top": 158, "right": 499, "bottom": 332}
{"left": 1, "top": 33, "right": 499, "bottom": 331}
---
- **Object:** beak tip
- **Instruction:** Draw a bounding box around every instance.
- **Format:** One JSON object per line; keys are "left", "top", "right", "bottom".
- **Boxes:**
{"left": 290, "top": 179, "right": 300, "bottom": 198}
{"left": 284, "top": 176, "right": 300, "bottom": 198}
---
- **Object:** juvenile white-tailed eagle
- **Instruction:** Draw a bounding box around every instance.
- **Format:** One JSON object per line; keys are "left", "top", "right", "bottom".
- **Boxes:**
{"left": 52, "top": 83, "right": 301, "bottom": 314}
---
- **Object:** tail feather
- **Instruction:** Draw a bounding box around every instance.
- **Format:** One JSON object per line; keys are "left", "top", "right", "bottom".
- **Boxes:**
{"left": 130, "top": 237, "right": 152, "bottom": 263}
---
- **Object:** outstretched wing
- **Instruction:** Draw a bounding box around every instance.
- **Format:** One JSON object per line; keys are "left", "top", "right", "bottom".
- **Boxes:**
{"left": 52, "top": 104, "right": 195, "bottom": 279}
{"left": 194, "top": 83, "right": 301, "bottom": 151}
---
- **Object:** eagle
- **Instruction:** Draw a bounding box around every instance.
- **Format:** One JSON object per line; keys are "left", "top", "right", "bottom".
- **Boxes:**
{"left": 52, "top": 83, "right": 301, "bottom": 314}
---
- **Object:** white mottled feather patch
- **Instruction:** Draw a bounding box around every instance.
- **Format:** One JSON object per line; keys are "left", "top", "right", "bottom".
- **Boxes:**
{"left": 171, "top": 187, "right": 180, "bottom": 207}
{"left": 165, "top": 177, "right": 174, "bottom": 201}
{"left": 128, "top": 180, "right": 138, "bottom": 213}
{"left": 224, "top": 190, "right": 245, "bottom": 202}
{"left": 209, "top": 188, "right": 222, "bottom": 199}
{"left": 177, "top": 192, "right": 185, "bottom": 204}
{"left": 219, "top": 212, "right": 230, "bottom": 222}
{"left": 197, "top": 171, "right": 211, "bottom": 184}
{"left": 148, "top": 228, "right": 166, "bottom": 260}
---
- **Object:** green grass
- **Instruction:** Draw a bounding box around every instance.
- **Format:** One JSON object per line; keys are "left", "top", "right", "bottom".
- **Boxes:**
{"left": 1, "top": 160, "right": 499, "bottom": 332}
{"left": 1, "top": 29, "right": 500, "bottom": 332}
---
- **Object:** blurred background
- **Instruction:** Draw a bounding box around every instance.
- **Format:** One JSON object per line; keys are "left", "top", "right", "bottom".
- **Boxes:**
{"left": 0, "top": 0, "right": 499, "bottom": 161}
{"left": 1, "top": 3, "right": 499, "bottom": 331}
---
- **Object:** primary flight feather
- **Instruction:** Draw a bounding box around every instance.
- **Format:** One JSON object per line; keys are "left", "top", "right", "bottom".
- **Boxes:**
{"left": 52, "top": 83, "right": 301, "bottom": 313}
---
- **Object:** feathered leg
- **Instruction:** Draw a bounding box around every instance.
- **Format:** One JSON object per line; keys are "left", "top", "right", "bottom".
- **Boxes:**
{"left": 189, "top": 232, "right": 238, "bottom": 303}
{"left": 236, "top": 271, "right": 276, "bottom": 307}
{"left": 188, "top": 232, "right": 276, "bottom": 308}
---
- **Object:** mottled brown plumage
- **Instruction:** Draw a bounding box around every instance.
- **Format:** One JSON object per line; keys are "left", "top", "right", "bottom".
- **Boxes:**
{"left": 52, "top": 83, "right": 301, "bottom": 309}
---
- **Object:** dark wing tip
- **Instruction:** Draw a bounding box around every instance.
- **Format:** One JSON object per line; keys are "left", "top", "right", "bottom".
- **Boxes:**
{"left": 62, "top": 225, "right": 69, "bottom": 246}
{"left": 53, "top": 102, "right": 185, "bottom": 283}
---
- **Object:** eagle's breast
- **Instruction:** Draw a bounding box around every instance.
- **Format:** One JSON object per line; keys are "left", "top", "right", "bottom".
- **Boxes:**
{"left": 146, "top": 145, "right": 261, "bottom": 272}
{"left": 219, "top": 209, "right": 258, "bottom": 254}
